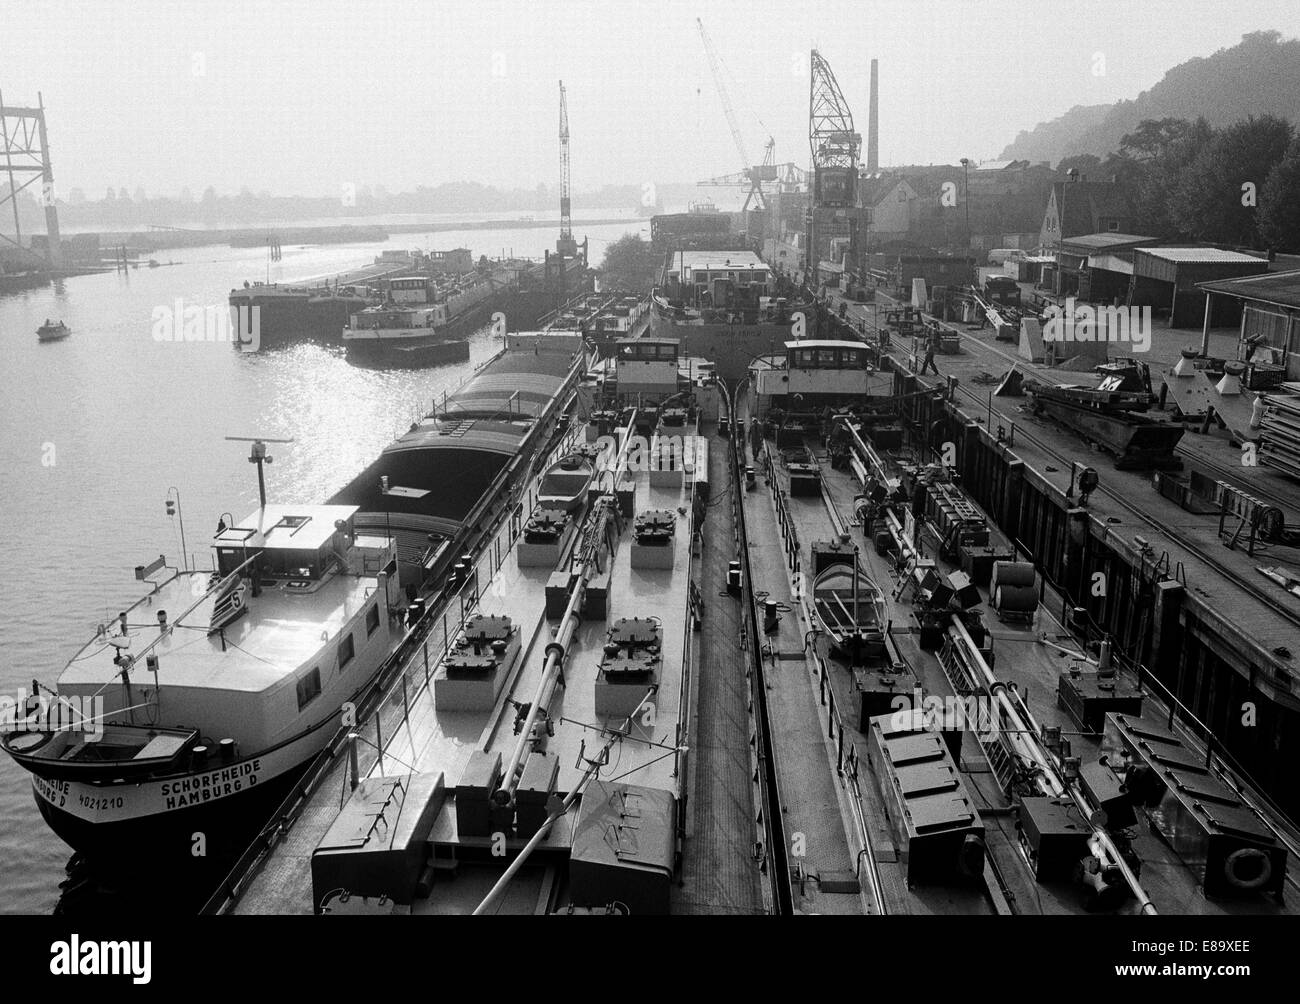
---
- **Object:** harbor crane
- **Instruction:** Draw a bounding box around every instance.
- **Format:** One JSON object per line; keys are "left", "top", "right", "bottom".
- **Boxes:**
{"left": 806, "top": 50, "right": 862, "bottom": 273}
{"left": 556, "top": 80, "right": 577, "bottom": 258}
{"left": 698, "top": 137, "right": 806, "bottom": 207}
{"left": 695, "top": 19, "right": 793, "bottom": 212}
{"left": 546, "top": 80, "right": 584, "bottom": 308}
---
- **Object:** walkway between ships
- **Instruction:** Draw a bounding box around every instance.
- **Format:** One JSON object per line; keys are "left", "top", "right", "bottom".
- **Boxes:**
{"left": 736, "top": 393, "right": 868, "bottom": 915}
{"left": 673, "top": 416, "right": 765, "bottom": 914}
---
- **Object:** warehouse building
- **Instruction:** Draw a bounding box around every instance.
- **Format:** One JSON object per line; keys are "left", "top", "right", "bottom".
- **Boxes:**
{"left": 1197, "top": 269, "right": 1300, "bottom": 381}
{"left": 1131, "top": 247, "right": 1270, "bottom": 328}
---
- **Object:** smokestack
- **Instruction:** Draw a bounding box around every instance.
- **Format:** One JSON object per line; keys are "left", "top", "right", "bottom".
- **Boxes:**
{"left": 867, "top": 59, "right": 879, "bottom": 172}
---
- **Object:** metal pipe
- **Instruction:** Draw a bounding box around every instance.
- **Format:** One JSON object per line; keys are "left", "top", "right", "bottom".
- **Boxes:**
{"left": 496, "top": 496, "right": 617, "bottom": 806}
{"left": 474, "top": 686, "right": 656, "bottom": 916}
{"left": 1036, "top": 633, "right": 1099, "bottom": 666}
{"left": 949, "top": 616, "right": 1155, "bottom": 913}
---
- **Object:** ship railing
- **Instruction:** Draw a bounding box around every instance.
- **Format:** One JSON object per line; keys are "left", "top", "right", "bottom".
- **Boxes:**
{"left": 670, "top": 419, "right": 706, "bottom": 850}
{"left": 760, "top": 444, "right": 884, "bottom": 905}
{"left": 334, "top": 415, "right": 587, "bottom": 790}
{"left": 1024, "top": 552, "right": 1300, "bottom": 849}
{"left": 202, "top": 417, "right": 586, "bottom": 915}
{"left": 721, "top": 385, "right": 793, "bottom": 916}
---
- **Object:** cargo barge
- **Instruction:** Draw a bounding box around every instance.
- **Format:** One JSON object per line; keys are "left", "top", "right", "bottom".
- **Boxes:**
{"left": 649, "top": 246, "right": 813, "bottom": 383}
{"left": 0, "top": 331, "right": 588, "bottom": 865}
{"left": 231, "top": 251, "right": 589, "bottom": 355}
{"left": 196, "top": 290, "right": 1300, "bottom": 917}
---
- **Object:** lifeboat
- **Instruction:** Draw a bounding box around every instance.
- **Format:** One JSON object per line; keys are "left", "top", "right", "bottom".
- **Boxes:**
{"left": 812, "top": 562, "right": 888, "bottom": 663}
{"left": 536, "top": 453, "right": 595, "bottom": 513}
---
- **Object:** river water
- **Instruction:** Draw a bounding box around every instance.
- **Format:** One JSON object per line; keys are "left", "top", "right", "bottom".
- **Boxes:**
{"left": 0, "top": 217, "right": 647, "bottom": 913}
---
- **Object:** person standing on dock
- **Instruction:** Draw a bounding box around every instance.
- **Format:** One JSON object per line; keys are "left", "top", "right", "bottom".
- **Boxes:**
{"left": 920, "top": 328, "right": 941, "bottom": 375}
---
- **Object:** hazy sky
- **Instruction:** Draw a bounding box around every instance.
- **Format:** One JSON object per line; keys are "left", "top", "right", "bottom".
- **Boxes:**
{"left": 2, "top": 0, "right": 1296, "bottom": 199}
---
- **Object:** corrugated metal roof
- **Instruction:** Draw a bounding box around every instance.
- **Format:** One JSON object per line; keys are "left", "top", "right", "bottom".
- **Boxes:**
{"left": 1139, "top": 247, "right": 1267, "bottom": 264}
{"left": 1062, "top": 232, "right": 1157, "bottom": 250}
{"left": 1198, "top": 269, "right": 1300, "bottom": 309}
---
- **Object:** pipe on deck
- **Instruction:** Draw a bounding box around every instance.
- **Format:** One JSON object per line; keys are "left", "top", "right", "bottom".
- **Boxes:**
{"left": 949, "top": 616, "right": 1156, "bottom": 914}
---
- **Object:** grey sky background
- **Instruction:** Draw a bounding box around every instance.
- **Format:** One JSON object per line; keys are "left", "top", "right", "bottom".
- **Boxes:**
{"left": 3, "top": 0, "right": 1296, "bottom": 199}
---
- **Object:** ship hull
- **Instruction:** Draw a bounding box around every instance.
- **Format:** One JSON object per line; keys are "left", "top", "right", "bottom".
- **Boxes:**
{"left": 27, "top": 719, "right": 330, "bottom": 859}
{"left": 649, "top": 310, "right": 799, "bottom": 384}
{"left": 229, "top": 291, "right": 367, "bottom": 350}
{"left": 345, "top": 338, "right": 471, "bottom": 369}
{"left": 343, "top": 296, "right": 497, "bottom": 366}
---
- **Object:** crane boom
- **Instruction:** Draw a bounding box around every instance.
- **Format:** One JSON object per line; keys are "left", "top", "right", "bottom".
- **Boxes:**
{"left": 558, "top": 80, "right": 572, "bottom": 242}
{"left": 696, "top": 18, "right": 749, "bottom": 173}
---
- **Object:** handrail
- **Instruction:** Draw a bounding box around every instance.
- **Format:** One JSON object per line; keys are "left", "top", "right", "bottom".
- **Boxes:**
{"left": 721, "top": 379, "right": 793, "bottom": 916}
{"left": 201, "top": 410, "right": 585, "bottom": 915}
{"left": 761, "top": 440, "right": 885, "bottom": 912}
{"left": 1031, "top": 555, "right": 1300, "bottom": 843}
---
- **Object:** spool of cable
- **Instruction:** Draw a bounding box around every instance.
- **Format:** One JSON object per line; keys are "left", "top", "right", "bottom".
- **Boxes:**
{"left": 992, "top": 560, "right": 1035, "bottom": 591}
{"left": 995, "top": 585, "right": 1038, "bottom": 613}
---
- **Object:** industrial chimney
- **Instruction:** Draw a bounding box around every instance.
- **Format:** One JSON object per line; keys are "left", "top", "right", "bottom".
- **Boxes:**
{"left": 867, "top": 59, "right": 879, "bottom": 173}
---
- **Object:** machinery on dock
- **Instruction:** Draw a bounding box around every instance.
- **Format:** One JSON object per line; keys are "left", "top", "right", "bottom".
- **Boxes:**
{"left": 1024, "top": 378, "right": 1185, "bottom": 469}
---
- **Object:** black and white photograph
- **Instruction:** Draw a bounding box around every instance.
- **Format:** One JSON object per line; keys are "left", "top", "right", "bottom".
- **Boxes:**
{"left": 1, "top": 0, "right": 1298, "bottom": 983}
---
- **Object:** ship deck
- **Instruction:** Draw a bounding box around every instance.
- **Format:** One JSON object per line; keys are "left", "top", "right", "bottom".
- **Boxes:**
{"left": 58, "top": 566, "right": 378, "bottom": 695}
{"left": 825, "top": 280, "right": 1300, "bottom": 672}
{"left": 744, "top": 387, "right": 1298, "bottom": 915}
{"left": 232, "top": 425, "right": 701, "bottom": 914}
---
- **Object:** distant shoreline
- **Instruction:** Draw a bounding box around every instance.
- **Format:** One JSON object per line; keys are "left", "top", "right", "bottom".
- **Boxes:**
{"left": 84, "top": 217, "right": 644, "bottom": 254}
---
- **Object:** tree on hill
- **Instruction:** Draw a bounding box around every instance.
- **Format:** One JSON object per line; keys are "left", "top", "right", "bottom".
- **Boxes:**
{"left": 1125, "top": 117, "right": 1213, "bottom": 238}
{"left": 1171, "top": 115, "right": 1293, "bottom": 245}
{"left": 1259, "top": 137, "right": 1300, "bottom": 252}
{"left": 1000, "top": 31, "right": 1300, "bottom": 164}
{"left": 599, "top": 233, "right": 659, "bottom": 293}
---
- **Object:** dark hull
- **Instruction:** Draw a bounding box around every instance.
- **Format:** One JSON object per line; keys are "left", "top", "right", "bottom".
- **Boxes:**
{"left": 35, "top": 762, "right": 306, "bottom": 863}
{"left": 343, "top": 295, "right": 496, "bottom": 366}
{"left": 649, "top": 311, "right": 803, "bottom": 384}
{"left": 229, "top": 291, "right": 368, "bottom": 350}
{"left": 347, "top": 338, "right": 471, "bottom": 369}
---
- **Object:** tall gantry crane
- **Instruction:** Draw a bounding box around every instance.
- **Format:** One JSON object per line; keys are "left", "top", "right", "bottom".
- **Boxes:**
{"left": 556, "top": 80, "right": 577, "bottom": 257}
{"left": 806, "top": 50, "right": 861, "bottom": 272}
{"left": 695, "top": 18, "right": 788, "bottom": 213}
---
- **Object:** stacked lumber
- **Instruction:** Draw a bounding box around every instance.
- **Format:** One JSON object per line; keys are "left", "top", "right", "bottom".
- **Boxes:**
{"left": 1258, "top": 393, "right": 1300, "bottom": 479}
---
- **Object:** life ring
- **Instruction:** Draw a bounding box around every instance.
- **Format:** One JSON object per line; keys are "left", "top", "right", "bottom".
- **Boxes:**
{"left": 1223, "top": 847, "right": 1272, "bottom": 891}
{"left": 6, "top": 730, "right": 54, "bottom": 754}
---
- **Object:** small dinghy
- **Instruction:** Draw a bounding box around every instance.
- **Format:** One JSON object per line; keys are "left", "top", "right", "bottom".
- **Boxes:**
{"left": 537, "top": 453, "right": 595, "bottom": 513}
{"left": 812, "top": 561, "right": 888, "bottom": 663}
{"left": 37, "top": 319, "right": 71, "bottom": 342}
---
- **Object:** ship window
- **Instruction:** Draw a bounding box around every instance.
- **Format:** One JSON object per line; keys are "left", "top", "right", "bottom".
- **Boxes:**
{"left": 296, "top": 668, "right": 321, "bottom": 711}
{"left": 366, "top": 603, "right": 380, "bottom": 636}
{"left": 338, "top": 633, "right": 355, "bottom": 670}
{"left": 817, "top": 349, "right": 838, "bottom": 365}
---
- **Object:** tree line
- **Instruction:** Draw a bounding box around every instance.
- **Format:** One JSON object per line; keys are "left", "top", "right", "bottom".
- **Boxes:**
{"left": 1057, "top": 115, "right": 1300, "bottom": 252}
